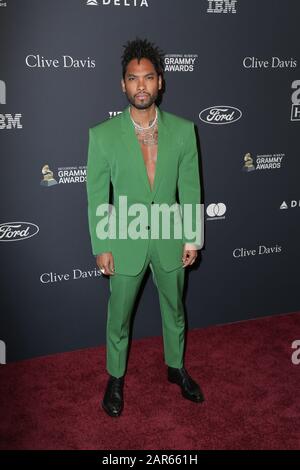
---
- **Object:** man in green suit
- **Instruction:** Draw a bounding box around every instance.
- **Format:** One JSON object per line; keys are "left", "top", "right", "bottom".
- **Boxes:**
{"left": 86, "top": 38, "right": 204, "bottom": 417}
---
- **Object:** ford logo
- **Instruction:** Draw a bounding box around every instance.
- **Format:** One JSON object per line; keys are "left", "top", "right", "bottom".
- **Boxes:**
{"left": 199, "top": 106, "right": 242, "bottom": 125}
{"left": 0, "top": 222, "right": 39, "bottom": 242}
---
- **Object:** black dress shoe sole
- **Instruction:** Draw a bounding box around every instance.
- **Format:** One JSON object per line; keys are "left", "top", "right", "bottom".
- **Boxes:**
{"left": 181, "top": 389, "right": 205, "bottom": 403}
{"left": 101, "top": 400, "right": 123, "bottom": 417}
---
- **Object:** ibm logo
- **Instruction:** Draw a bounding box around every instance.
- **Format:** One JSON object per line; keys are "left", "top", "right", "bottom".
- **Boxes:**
{"left": 0, "top": 80, "right": 23, "bottom": 129}
{"left": 0, "top": 113, "right": 22, "bottom": 129}
{"left": 0, "top": 340, "right": 6, "bottom": 365}
{"left": 207, "top": 0, "right": 237, "bottom": 14}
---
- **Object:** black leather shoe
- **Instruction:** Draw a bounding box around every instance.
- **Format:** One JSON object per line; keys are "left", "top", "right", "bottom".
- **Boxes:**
{"left": 167, "top": 366, "right": 204, "bottom": 403}
{"left": 101, "top": 375, "right": 125, "bottom": 417}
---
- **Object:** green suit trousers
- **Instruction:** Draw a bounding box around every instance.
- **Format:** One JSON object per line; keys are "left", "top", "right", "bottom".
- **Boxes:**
{"left": 106, "top": 237, "right": 185, "bottom": 378}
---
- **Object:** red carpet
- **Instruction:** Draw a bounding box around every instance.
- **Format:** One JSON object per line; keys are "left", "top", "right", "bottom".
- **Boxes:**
{"left": 0, "top": 312, "right": 300, "bottom": 450}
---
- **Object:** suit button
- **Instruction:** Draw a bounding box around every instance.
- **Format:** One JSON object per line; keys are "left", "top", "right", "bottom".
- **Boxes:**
{"left": 151, "top": 201, "right": 154, "bottom": 204}
{"left": 146, "top": 225, "right": 150, "bottom": 230}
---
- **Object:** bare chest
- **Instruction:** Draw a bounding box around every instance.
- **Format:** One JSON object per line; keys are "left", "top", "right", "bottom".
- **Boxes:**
{"left": 135, "top": 127, "right": 158, "bottom": 191}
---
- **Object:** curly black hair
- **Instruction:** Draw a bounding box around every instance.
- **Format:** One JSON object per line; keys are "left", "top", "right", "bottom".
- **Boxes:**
{"left": 121, "top": 37, "right": 165, "bottom": 79}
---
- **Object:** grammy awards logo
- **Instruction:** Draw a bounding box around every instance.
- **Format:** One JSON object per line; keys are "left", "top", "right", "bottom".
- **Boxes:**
{"left": 164, "top": 54, "right": 198, "bottom": 73}
{"left": 243, "top": 152, "right": 284, "bottom": 171}
{"left": 40, "top": 164, "right": 58, "bottom": 187}
{"left": 39, "top": 164, "right": 86, "bottom": 185}
{"left": 242, "top": 153, "right": 255, "bottom": 172}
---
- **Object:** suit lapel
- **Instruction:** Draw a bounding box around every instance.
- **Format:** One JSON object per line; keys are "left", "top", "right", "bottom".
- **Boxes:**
{"left": 120, "top": 104, "right": 170, "bottom": 200}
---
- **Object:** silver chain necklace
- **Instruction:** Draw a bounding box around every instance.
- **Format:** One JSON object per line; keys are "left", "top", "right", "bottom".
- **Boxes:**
{"left": 129, "top": 105, "right": 158, "bottom": 131}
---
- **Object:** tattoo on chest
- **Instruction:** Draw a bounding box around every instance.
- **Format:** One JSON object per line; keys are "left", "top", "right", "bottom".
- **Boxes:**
{"left": 134, "top": 120, "right": 158, "bottom": 146}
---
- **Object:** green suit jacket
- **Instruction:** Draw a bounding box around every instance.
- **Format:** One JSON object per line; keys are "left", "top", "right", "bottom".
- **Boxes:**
{"left": 86, "top": 104, "right": 203, "bottom": 276}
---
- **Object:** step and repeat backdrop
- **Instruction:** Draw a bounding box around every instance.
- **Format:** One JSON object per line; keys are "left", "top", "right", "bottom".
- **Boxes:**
{"left": 1, "top": 0, "right": 299, "bottom": 363}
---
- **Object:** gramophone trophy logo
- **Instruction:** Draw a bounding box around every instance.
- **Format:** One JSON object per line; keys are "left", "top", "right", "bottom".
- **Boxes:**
{"left": 242, "top": 153, "right": 255, "bottom": 172}
{"left": 40, "top": 164, "right": 58, "bottom": 187}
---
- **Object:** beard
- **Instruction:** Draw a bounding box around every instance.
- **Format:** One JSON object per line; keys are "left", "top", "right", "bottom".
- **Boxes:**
{"left": 125, "top": 90, "right": 158, "bottom": 110}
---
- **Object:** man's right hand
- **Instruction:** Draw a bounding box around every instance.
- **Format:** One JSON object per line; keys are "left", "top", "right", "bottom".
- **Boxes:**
{"left": 96, "top": 252, "right": 115, "bottom": 276}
